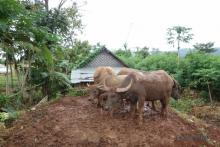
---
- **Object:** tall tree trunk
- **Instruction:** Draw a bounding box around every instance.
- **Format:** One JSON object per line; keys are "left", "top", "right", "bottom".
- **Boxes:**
{"left": 14, "top": 61, "right": 21, "bottom": 88}
{"left": 207, "top": 81, "right": 213, "bottom": 104}
{"left": 5, "top": 59, "right": 9, "bottom": 96}
{"left": 20, "top": 60, "right": 29, "bottom": 100}
{"left": 44, "top": 0, "right": 49, "bottom": 11}
{"left": 177, "top": 40, "right": 180, "bottom": 66}
{"left": 9, "top": 63, "right": 13, "bottom": 89}
{"left": 27, "top": 55, "right": 32, "bottom": 105}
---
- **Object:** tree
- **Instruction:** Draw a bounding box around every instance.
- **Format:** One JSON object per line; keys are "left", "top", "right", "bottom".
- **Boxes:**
{"left": 65, "top": 40, "right": 92, "bottom": 70}
{"left": 192, "top": 68, "right": 220, "bottom": 103}
{"left": 38, "top": 0, "right": 82, "bottom": 47}
{"left": 150, "top": 48, "right": 160, "bottom": 55}
{"left": 167, "top": 26, "right": 193, "bottom": 64}
{"left": 193, "top": 42, "right": 216, "bottom": 53}
{"left": 135, "top": 46, "right": 149, "bottom": 58}
{"left": 0, "top": 0, "right": 82, "bottom": 104}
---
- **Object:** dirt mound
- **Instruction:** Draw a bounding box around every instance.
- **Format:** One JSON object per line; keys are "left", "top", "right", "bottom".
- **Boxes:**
{"left": 4, "top": 96, "right": 220, "bottom": 147}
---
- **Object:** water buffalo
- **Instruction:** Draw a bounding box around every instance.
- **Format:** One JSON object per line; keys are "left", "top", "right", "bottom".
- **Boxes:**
{"left": 87, "top": 66, "right": 115, "bottom": 107}
{"left": 103, "top": 70, "right": 181, "bottom": 124}
{"left": 117, "top": 67, "right": 145, "bottom": 76}
{"left": 117, "top": 68, "right": 156, "bottom": 111}
{"left": 93, "top": 66, "right": 115, "bottom": 84}
{"left": 87, "top": 66, "right": 128, "bottom": 107}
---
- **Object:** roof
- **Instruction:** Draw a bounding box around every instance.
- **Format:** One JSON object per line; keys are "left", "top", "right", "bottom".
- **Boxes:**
{"left": 71, "top": 47, "right": 128, "bottom": 84}
{"left": 74, "top": 47, "right": 128, "bottom": 69}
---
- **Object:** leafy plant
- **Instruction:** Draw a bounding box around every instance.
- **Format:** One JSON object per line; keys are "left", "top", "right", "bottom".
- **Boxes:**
{"left": 193, "top": 42, "right": 216, "bottom": 53}
{"left": 67, "top": 87, "right": 88, "bottom": 97}
{"left": 167, "top": 26, "right": 193, "bottom": 64}
{"left": 170, "top": 97, "right": 205, "bottom": 113}
{"left": 0, "top": 94, "right": 8, "bottom": 108}
{"left": 192, "top": 68, "right": 220, "bottom": 103}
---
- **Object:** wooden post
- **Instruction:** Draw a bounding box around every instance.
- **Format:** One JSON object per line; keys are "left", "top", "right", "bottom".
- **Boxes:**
{"left": 207, "top": 81, "right": 213, "bottom": 104}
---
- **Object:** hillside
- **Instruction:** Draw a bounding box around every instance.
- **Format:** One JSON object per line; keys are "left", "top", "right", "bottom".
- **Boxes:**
{"left": 3, "top": 96, "right": 220, "bottom": 147}
{"left": 179, "top": 48, "right": 220, "bottom": 57}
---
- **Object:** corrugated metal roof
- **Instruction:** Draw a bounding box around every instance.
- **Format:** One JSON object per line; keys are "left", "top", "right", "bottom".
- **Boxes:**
{"left": 71, "top": 47, "right": 129, "bottom": 83}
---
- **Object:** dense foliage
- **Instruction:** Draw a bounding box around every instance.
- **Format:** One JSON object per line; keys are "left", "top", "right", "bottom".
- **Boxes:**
{"left": 0, "top": 0, "right": 84, "bottom": 112}
{"left": 115, "top": 49, "right": 220, "bottom": 101}
{"left": 0, "top": 0, "right": 219, "bottom": 126}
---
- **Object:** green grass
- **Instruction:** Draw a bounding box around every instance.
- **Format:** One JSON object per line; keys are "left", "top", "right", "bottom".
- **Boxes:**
{"left": 0, "top": 75, "right": 5, "bottom": 90}
{"left": 0, "top": 110, "right": 23, "bottom": 127}
{"left": 170, "top": 97, "right": 205, "bottom": 113}
{"left": 67, "top": 87, "right": 88, "bottom": 97}
{"left": 0, "top": 74, "right": 19, "bottom": 92}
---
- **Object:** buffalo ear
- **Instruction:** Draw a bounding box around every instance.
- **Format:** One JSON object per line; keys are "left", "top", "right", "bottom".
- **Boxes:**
{"left": 173, "top": 80, "right": 176, "bottom": 88}
{"left": 173, "top": 79, "right": 183, "bottom": 92}
{"left": 173, "top": 79, "right": 179, "bottom": 88}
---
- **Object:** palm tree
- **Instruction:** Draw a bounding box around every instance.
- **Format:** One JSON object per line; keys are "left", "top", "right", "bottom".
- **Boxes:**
{"left": 167, "top": 26, "right": 193, "bottom": 65}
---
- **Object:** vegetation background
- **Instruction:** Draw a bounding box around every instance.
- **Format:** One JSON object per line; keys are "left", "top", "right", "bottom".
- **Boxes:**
{"left": 0, "top": 0, "right": 220, "bottom": 126}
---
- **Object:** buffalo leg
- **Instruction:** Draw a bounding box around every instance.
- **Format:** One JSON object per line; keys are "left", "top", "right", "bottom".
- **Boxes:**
{"left": 129, "top": 102, "right": 136, "bottom": 118}
{"left": 110, "top": 109, "right": 114, "bottom": 118}
{"left": 97, "top": 96, "right": 102, "bottom": 108}
{"left": 151, "top": 101, "right": 156, "bottom": 111}
{"left": 97, "top": 92, "right": 104, "bottom": 108}
{"left": 137, "top": 96, "right": 145, "bottom": 125}
{"left": 160, "top": 99, "right": 166, "bottom": 117}
{"left": 160, "top": 98, "right": 169, "bottom": 118}
{"left": 164, "top": 96, "right": 170, "bottom": 118}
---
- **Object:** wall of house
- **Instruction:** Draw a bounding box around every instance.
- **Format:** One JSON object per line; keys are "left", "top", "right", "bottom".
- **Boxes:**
{"left": 71, "top": 67, "right": 123, "bottom": 84}
{"left": 71, "top": 49, "right": 127, "bottom": 84}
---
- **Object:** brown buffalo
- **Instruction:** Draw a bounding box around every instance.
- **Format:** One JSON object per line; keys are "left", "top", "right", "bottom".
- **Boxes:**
{"left": 87, "top": 66, "right": 115, "bottom": 107}
{"left": 117, "top": 67, "right": 145, "bottom": 76}
{"left": 117, "top": 68, "right": 156, "bottom": 111}
{"left": 103, "top": 70, "right": 181, "bottom": 124}
{"left": 88, "top": 66, "right": 128, "bottom": 107}
{"left": 93, "top": 66, "right": 115, "bottom": 84}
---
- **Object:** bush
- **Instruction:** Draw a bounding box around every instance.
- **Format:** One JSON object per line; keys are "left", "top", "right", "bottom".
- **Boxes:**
{"left": 170, "top": 97, "right": 205, "bottom": 113}
{"left": 0, "top": 108, "right": 22, "bottom": 127}
{"left": 67, "top": 87, "right": 88, "bottom": 96}
{"left": 115, "top": 49, "right": 220, "bottom": 101}
{"left": 137, "top": 52, "right": 179, "bottom": 74}
{"left": 0, "top": 94, "right": 8, "bottom": 108}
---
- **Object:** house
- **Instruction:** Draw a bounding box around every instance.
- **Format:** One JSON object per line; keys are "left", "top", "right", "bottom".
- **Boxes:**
{"left": 70, "top": 47, "right": 128, "bottom": 84}
{"left": 0, "top": 64, "right": 8, "bottom": 74}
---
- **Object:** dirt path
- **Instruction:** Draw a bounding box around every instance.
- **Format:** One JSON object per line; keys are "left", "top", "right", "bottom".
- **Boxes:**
{"left": 4, "top": 96, "right": 220, "bottom": 147}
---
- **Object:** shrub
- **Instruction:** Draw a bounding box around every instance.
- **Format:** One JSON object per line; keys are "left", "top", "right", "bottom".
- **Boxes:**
{"left": 0, "top": 94, "right": 8, "bottom": 108}
{"left": 170, "top": 97, "right": 205, "bottom": 113}
{"left": 67, "top": 87, "right": 88, "bottom": 96}
{"left": 0, "top": 108, "right": 22, "bottom": 127}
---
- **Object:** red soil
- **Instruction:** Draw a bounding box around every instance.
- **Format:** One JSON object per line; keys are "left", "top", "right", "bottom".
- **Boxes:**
{"left": 4, "top": 96, "right": 220, "bottom": 147}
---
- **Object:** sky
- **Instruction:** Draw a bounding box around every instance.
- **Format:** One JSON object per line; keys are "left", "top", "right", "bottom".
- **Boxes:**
{"left": 49, "top": 0, "right": 220, "bottom": 51}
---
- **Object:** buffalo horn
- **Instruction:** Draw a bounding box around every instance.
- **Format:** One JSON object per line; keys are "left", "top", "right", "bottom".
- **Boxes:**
{"left": 116, "top": 79, "right": 133, "bottom": 92}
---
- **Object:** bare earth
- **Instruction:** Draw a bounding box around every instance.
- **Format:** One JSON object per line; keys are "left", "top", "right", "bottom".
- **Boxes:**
{"left": 4, "top": 96, "right": 220, "bottom": 147}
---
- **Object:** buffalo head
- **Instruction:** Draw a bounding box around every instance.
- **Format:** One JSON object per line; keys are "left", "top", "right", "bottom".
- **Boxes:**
{"left": 87, "top": 83, "right": 103, "bottom": 101}
{"left": 171, "top": 79, "right": 182, "bottom": 100}
{"left": 101, "top": 78, "right": 133, "bottom": 111}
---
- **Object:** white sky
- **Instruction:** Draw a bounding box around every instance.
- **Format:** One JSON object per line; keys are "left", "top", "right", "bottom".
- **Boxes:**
{"left": 50, "top": 0, "right": 220, "bottom": 51}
